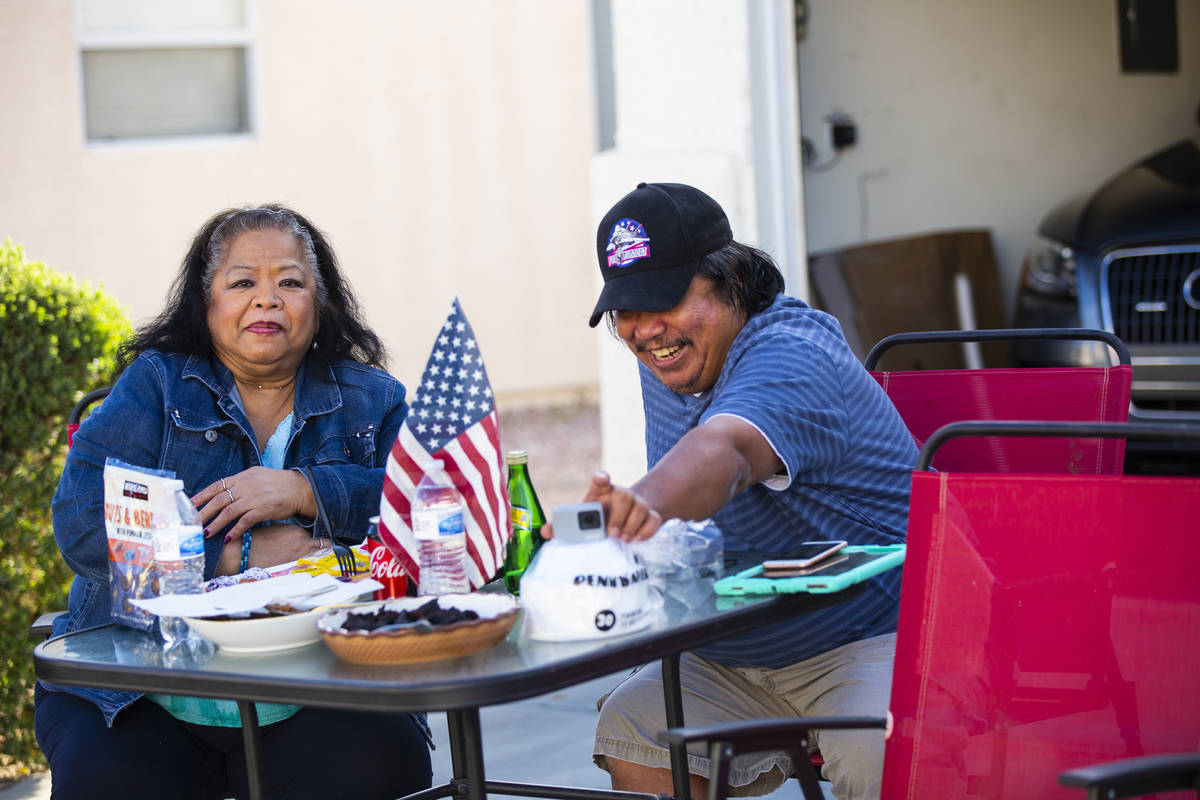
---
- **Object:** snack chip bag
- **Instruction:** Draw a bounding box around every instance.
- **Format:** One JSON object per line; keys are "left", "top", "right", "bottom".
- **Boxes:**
{"left": 103, "top": 458, "right": 176, "bottom": 630}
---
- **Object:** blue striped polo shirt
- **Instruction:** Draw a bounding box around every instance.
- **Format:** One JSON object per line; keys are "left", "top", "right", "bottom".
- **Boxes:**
{"left": 640, "top": 294, "right": 917, "bottom": 668}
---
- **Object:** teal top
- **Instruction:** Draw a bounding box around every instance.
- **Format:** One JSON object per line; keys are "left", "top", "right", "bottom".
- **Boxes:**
{"left": 148, "top": 412, "right": 302, "bottom": 727}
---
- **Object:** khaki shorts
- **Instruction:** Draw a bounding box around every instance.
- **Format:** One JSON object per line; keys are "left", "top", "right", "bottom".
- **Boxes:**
{"left": 594, "top": 632, "right": 895, "bottom": 799}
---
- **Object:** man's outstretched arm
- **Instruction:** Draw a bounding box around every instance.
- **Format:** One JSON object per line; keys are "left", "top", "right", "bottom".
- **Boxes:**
{"left": 580, "top": 415, "right": 784, "bottom": 541}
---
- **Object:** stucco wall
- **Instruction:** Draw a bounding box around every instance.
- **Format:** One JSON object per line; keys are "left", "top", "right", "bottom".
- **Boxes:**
{"left": 0, "top": 0, "right": 599, "bottom": 405}
{"left": 797, "top": 0, "right": 1200, "bottom": 316}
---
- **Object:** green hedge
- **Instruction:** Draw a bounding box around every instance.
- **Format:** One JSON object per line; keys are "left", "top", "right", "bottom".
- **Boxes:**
{"left": 0, "top": 240, "right": 130, "bottom": 781}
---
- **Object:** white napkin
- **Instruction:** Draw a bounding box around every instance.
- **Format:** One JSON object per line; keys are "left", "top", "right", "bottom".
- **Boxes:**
{"left": 131, "top": 573, "right": 381, "bottom": 618}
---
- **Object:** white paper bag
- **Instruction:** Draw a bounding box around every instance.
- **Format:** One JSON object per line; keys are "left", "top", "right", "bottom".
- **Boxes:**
{"left": 520, "top": 536, "right": 663, "bottom": 641}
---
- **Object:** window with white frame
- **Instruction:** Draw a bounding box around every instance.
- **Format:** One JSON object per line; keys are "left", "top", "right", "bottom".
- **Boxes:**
{"left": 78, "top": 0, "right": 253, "bottom": 142}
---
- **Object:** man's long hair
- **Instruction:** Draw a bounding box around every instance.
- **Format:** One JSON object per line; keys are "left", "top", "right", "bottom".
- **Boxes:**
{"left": 696, "top": 241, "right": 786, "bottom": 318}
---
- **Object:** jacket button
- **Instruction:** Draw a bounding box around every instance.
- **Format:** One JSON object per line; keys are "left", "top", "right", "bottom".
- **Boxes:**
{"left": 343, "top": 445, "right": 351, "bottom": 456}
{"left": 204, "top": 430, "right": 218, "bottom": 442}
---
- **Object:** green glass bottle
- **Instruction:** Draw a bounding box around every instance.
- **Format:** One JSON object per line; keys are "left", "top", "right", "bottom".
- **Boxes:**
{"left": 503, "top": 449, "right": 546, "bottom": 594}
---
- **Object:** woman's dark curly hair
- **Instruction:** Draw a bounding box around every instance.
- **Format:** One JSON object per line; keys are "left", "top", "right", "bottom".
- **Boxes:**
{"left": 122, "top": 204, "right": 387, "bottom": 369}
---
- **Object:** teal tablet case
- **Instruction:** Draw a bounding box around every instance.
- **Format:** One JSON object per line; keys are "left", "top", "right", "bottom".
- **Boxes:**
{"left": 713, "top": 544, "right": 905, "bottom": 596}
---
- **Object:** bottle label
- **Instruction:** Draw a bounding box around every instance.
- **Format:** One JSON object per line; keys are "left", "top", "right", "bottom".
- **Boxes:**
{"left": 510, "top": 506, "right": 532, "bottom": 531}
{"left": 151, "top": 524, "right": 204, "bottom": 561}
{"left": 438, "top": 511, "right": 464, "bottom": 535}
{"left": 413, "top": 507, "right": 465, "bottom": 539}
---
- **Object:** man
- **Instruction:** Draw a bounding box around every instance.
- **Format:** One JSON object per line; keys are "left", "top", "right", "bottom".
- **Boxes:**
{"left": 581, "top": 182, "right": 917, "bottom": 799}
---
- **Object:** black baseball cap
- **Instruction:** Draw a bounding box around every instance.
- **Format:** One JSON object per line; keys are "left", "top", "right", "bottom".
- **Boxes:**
{"left": 589, "top": 182, "right": 733, "bottom": 327}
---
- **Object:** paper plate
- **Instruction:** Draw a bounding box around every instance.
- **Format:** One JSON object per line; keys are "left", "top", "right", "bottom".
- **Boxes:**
{"left": 317, "top": 594, "right": 518, "bottom": 664}
{"left": 184, "top": 607, "right": 328, "bottom": 654}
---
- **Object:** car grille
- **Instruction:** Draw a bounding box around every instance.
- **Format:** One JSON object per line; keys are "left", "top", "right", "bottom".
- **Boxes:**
{"left": 1104, "top": 247, "right": 1200, "bottom": 345}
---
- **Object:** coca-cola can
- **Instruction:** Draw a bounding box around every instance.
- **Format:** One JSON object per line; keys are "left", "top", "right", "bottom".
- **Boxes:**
{"left": 366, "top": 516, "right": 407, "bottom": 599}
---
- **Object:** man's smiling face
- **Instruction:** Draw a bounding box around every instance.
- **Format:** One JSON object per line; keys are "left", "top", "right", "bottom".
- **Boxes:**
{"left": 614, "top": 275, "right": 745, "bottom": 394}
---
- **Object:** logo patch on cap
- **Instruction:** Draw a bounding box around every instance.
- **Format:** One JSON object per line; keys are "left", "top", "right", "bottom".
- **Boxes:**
{"left": 606, "top": 219, "right": 651, "bottom": 268}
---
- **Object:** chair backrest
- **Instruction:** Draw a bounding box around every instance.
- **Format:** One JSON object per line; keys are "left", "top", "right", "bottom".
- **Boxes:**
{"left": 33, "top": 386, "right": 112, "bottom": 638}
{"left": 883, "top": 422, "right": 1200, "bottom": 800}
{"left": 867, "top": 329, "right": 1132, "bottom": 474}
{"left": 67, "top": 386, "right": 111, "bottom": 448}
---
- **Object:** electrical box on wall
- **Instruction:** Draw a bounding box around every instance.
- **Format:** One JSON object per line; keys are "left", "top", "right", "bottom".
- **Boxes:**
{"left": 826, "top": 112, "right": 857, "bottom": 151}
{"left": 1118, "top": 0, "right": 1178, "bottom": 73}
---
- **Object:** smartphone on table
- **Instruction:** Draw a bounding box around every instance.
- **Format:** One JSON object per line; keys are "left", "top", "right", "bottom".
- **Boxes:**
{"left": 761, "top": 540, "right": 848, "bottom": 576}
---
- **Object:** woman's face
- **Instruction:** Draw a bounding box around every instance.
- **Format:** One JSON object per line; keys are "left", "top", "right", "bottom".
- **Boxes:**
{"left": 206, "top": 228, "right": 320, "bottom": 380}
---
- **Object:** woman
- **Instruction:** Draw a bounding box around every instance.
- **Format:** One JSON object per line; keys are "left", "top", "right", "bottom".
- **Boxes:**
{"left": 37, "top": 205, "right": 432, "bottom": 800}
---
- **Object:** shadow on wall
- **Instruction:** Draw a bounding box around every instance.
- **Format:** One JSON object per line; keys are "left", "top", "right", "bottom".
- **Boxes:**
{"left": 808, "top": 229, "right": 1010, "bottom": 370}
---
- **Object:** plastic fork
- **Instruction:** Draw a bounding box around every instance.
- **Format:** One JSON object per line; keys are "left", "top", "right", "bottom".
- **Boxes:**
{"left": 303, "top": 466, "right": 358, "bottom": 580}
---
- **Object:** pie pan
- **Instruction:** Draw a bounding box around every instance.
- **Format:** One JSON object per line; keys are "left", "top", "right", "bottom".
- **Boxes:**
{"left": 317, "top": 593, "right": 518, "bottom": 664}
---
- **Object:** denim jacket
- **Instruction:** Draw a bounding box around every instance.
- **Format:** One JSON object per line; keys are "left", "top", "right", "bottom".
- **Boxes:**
{"left": 44, "top": 348, "right": 408, "bottom": 725}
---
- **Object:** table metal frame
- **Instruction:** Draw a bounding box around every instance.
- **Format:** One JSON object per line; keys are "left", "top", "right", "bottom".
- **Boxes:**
{"left": 35, "top": 586, "right": 861, "bottom": 800}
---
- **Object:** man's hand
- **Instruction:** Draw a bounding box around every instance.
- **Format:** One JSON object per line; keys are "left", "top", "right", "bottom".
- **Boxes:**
{"left": 586, "top": 470, "right": 663, "bottom": 542}
{"left": 542, "top": 470, "right": 664, "bottom": 542}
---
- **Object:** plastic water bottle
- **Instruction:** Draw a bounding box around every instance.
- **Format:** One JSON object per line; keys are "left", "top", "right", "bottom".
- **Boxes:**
{"left": 412, "top": 463, "right": 469, "bottom": 595}
{"left": 151, "top": 478, "right": 206, "bottom": 646}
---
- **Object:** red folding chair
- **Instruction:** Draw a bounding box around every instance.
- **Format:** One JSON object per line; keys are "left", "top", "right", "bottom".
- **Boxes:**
{"left": 66, "top": 386, "right": 111, "bottom": 449}
{"left": 888, "top": 421, "right": 1200, "bottom": 799}
{"left": 865, "top": 329, "right": 1132, "bottom": 474}
{"left": 660, "top": 422, "right": 1200, "bottom": 800}
{"left": 29, "top": 386, "right": 112, "bottom": 638}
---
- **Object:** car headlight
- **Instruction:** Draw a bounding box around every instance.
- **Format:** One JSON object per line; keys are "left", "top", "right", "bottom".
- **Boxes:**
{"left": 1020, "top": 236, "right": 1077, "bottom": 297}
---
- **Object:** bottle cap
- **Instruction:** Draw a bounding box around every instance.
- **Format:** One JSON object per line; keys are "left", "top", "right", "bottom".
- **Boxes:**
{"left": 505, "top": 450, "right": 529, "bottom": 465}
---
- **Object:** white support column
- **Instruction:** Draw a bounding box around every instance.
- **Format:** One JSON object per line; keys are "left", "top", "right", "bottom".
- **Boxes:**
{"left": 590, "top": 0, "right": 805, "bottom": 485}
{"left": 748, "top": 0, "right": 808, "bottom": 297}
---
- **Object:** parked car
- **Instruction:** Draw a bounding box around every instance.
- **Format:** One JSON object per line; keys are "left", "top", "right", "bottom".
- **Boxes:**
{"left": 1012, "top": 111, "right": 1200, "bottom": 473}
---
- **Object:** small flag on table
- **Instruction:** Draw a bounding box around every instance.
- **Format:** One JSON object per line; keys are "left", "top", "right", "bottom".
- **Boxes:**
{"left": 378, "top": 298, "right": 511, "bottom": 590}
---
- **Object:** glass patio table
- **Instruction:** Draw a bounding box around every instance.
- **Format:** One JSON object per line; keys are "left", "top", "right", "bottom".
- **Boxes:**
{"left": 34, "top": 577, "right": 864, "bottom": 800}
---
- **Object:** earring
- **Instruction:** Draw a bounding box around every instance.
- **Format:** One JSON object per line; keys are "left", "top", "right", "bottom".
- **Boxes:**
{"left": 311, "top": 339, "right": 319, "bottom": 350}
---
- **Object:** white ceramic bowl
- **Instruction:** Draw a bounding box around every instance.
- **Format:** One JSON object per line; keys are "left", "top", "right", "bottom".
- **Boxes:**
{"left": 184, "top": 607, "right": 329, "bottom": 654}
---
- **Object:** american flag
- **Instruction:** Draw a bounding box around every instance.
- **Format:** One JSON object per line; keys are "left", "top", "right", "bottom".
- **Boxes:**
{"left": 378, "top": 298, "right": 510, "bottom": 590}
